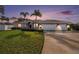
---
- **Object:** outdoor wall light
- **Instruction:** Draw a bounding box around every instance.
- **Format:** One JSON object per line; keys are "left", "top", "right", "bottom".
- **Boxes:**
{"left": 39, "top": 25, "right": 43, "bottom": 29}
{"left": 67, "top": 25, "right": 70, "bottom": 28}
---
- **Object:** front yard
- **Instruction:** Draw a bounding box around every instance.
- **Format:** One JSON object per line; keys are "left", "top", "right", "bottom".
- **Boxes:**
{"left": 0, "top": 30, "right": 44, "bottom": 54}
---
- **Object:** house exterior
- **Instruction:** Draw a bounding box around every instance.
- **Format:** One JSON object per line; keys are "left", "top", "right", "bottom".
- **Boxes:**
{"left": 20, "top": 20, "right": 72, "bottom": 31}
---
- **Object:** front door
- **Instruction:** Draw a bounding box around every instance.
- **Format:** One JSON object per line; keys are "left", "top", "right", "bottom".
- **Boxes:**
{"left": 27, "top": 22, "right": 32, "bottom": 30}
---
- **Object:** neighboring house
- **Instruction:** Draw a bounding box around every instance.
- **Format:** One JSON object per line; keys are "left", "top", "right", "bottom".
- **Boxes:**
{"left": 0, "top": 23, "right": 14, "bottom": 30}
{"left": 20, "top": 20, "right": 72, "bottom": 31}
{"left": 0, "top": 17, "right": 19, "bottom": 30}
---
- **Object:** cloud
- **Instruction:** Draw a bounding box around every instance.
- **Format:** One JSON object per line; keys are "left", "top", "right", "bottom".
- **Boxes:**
{"left": 59, "top": 10, "right": 73, "bottom": 15}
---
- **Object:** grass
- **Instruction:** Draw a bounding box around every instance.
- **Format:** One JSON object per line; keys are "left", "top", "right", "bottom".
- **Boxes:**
{"left": 0, "top": 30, "right": 44, "bottom": 54}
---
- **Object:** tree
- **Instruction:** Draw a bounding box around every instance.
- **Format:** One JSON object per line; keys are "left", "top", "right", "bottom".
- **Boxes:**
{"left": 5, "top": 17, "right": 9, "bottom": 22}
{"left": 1, "top": 16, "right": 9, "bottom": 22}
{"left": 1, "top": 16, "right": 5, "bottom": 21}
{"left": 20, "top": 12, "right": 29, "bottom": 20}
{"left": 71, "top": 24, "right": 79, "bottom": 31}
{"left": 31, "top": 9, "right": 42, "bottom": 20}
{"left": 31, "top": 10, "right": 42, "bottom": 29}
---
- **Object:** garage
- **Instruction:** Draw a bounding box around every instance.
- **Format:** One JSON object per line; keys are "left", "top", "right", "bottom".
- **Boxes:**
{"left": 42, "top": 24, "right": 67, "bottom": 31}
{"left": 21, "top": 20, "right": 72, "bottom": 31}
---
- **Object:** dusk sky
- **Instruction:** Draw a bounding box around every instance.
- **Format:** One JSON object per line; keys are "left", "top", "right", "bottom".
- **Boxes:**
{"left": 4, "top": 5, "right": 79, "bottom": 23}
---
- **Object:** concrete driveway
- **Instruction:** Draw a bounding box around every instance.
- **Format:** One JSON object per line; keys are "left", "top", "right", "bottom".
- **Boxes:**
{"left": 42, "top": 31, "right": 79, "bottom": 54}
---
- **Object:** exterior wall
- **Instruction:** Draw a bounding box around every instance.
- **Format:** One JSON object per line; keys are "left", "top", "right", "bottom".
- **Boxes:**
{"left": 6, "top": 25, "right": 14, "bottom": 30}
{"left": 21, "top": 22, "right": 34, "bottom": 30}
{"left": 21, "top": 23, "right": 29, "bottom": 29}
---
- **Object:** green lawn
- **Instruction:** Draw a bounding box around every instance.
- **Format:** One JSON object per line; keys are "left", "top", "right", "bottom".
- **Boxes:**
{"left": 0, "top": 30, "right": 44, "bottom": 54}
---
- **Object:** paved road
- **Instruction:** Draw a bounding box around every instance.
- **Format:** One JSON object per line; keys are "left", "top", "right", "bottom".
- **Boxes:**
{"left": 42, "top": 32, "right": 79, "bottom": 54}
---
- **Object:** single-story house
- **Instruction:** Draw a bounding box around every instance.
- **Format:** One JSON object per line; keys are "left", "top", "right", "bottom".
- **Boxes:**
{"left": 20, "top": 20, "right": 72, "bottom": 31}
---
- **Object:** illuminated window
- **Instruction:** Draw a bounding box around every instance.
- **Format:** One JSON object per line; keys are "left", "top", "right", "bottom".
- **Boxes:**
{"left": 18, "top": 24, "right": 21, "bottom": 27}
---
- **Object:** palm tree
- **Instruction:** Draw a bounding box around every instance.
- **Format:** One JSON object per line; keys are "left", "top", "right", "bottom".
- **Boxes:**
{"left": 31, "top": 9, "right": 42, "bottom": 20}
{"left": 31, "top": 9, "right": 42, "bottom": 29}
{"left": 20, "top": 12, "right": 29, "bottom": 20}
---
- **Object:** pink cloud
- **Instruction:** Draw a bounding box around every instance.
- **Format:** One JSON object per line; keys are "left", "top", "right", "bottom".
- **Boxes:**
{"left": 41, "top": 11, "right": 64, "bottom": 20}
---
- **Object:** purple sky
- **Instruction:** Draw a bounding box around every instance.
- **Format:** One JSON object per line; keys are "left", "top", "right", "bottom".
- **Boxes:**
{"left": 4, "top": 5, "right": 79, "bottom": 23}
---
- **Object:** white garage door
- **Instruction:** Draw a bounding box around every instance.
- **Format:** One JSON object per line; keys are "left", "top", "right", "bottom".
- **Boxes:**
{"left": 42, "top": 24, "right": 67, "bottom": 31}
{"left": 42, "top": 24, "right": 56, "bottom": 30}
